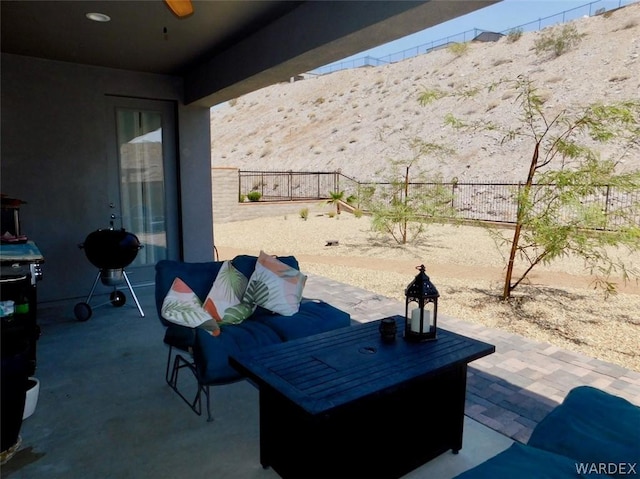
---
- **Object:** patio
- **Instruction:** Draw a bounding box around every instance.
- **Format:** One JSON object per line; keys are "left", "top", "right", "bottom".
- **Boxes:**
{"left": 4, "top": 273, "right": 639, "bottom": 478}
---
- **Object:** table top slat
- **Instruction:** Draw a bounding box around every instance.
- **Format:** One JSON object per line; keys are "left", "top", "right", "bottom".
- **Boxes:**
{"left": 230, "top": 316, "right": 494, "bottom": 415}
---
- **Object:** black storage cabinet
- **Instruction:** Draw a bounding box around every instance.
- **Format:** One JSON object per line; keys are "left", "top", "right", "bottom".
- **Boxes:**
{"left": 0, "top": 272, "right": 39, "bottom": 454}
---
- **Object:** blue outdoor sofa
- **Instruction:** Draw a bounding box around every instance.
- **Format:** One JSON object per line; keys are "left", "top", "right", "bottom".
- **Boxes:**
{"left": 155, "top": 254, "right": 351, "bottom": 421}
{"left": 454, "top": 385, "right": 640, "bottom": 479}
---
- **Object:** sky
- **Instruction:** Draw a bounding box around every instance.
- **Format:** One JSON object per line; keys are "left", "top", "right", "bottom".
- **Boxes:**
{"left": 318, "top": 0, "right": 635, "bottom": 71}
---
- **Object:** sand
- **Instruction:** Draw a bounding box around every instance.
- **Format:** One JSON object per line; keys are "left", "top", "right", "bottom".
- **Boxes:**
{"left": 211, "top": 3, "right": 640, "bottom": 183}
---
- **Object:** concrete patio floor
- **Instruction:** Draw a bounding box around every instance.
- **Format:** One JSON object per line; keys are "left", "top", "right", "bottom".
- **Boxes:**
{"left": 3, "top": 272, "right": 639, "bottom": 478}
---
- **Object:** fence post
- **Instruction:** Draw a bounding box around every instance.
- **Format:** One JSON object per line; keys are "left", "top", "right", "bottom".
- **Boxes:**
{"left": 289, "top": 171, "right": 293, "bottom": 200}
{"left": 515, "top": 182, "right": 523, "bottom": 223}
{"left": 604, "top": 184, "right": 611, "bottom": 230}
{"left": 451, "top": 183, "right": 457, "bottom": 211}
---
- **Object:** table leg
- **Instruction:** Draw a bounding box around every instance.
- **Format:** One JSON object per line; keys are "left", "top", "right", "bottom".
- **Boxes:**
{"left": 258, "top": 387, "right": 272, "bottom": 469}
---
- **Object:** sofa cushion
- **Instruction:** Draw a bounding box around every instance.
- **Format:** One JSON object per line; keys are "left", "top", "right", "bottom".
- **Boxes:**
{"left": 232, "top": 254, "right": 299, "bottom": 280}
{"left": 155, "top": 260, "right": 223, "bottom": 325}
{"left": 203, "top": 260, "right": 253, "bottom": 324}
{"left": 161, "top": 277, "right": 220, "bottom": 336}
{"left": 157, "top": 256, "right": 353, "bottom": 389}
{"left": 243, "top": 251, "right": 307, "bottom": 316}
{"left": 528, "top": 386, "right": 640, "bottom": 478}
{"left": 193, "top": 321, "right": 283, "bottom": 384}
{"left": 193, "top": 299, "right": 350, "bottom": 384}
{"left": 452, "top": 442, "right": 609, "bottom": 479}
{"left": 255, "top": 299, "right": 351, "bottom": 341}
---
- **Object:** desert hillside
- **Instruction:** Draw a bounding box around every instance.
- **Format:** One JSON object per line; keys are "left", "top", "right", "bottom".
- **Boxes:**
{"left": 211, "top": 4, "right": 640, "bottom": 183}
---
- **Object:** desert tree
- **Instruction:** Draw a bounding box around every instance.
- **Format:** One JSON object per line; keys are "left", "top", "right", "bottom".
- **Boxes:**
{"left": 420, "top": 75, "right": 640, "bottom": 299}
{"left": 361, "top": 138, "right": 457, "bottom": 245}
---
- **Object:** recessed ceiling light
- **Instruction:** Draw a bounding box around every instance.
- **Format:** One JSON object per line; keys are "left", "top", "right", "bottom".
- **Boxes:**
{"left": 86, "top": 12, "right": 111, "bottom": 22}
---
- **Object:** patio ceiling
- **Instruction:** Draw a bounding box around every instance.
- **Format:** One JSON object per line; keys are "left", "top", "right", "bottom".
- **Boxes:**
{"left": 0, "top": 0, "right": 500, "bottom": 107}
{"left": 0, "top": 0, "right": 300, "bottom": 75}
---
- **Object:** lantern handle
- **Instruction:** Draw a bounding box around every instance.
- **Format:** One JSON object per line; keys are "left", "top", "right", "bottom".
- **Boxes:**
{"left": 416, "top": 264, "right": 426, "bottom": 272}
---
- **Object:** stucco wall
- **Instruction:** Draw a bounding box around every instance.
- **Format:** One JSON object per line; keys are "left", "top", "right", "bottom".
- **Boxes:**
{"left": 1, "top": 53, "right": 212, "bottom": 302}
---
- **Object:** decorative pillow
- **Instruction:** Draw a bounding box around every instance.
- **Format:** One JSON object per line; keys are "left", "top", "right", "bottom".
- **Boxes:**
{"left": 242, "top": 251, "right": 307, "bottom": 316}
{"left": 161, "top": 278, "right": 220, "bottom": 336}
{"left": 232, "top": 254, "right": 299, "bottom": 280}
{"left": 203, "top": 260, "right": 254, "bottom": 325}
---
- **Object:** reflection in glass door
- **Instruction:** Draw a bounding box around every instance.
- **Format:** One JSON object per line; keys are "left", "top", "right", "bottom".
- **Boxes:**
{"left": 115, "top": 109, "right": 167, "bottom": 267}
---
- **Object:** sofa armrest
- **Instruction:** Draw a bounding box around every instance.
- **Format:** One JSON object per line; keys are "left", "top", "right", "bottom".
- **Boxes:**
{"left": 452, "top": 443, "right": 610, "bottom": 479}
{"left": 527, "top": 386, "right": 640, "bottom": 477}
{"left": 163, "top": 323, "right": 197, "bottom": 351}
{"left": 193, "top": 323, "right": 282, "bottom": 385}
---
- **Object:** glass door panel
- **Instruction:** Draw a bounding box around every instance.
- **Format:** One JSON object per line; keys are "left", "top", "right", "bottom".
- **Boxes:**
{"left": 107, "top": 96, "right": 179, "bottom": 287}
{"left": 116, "top": 109, "right": 166, "bottom": 267}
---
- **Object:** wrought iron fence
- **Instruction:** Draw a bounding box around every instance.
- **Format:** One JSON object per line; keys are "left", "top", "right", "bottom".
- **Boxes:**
{"left": 350, "top": 181, "right": 523, "bottom": 223}
{"left": 239, "top": 170, "right": 342, "bottom": 202}
{"left": 238, "top": 170, "right": 639, "bottom": 227}
{"left": 311, "top": 0, "right": 637, "bottom": 76}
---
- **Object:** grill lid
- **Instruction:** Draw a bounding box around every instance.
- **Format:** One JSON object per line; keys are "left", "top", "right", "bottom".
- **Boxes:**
{"left": 81, "top": 228, "right": 141, "bottom": 270}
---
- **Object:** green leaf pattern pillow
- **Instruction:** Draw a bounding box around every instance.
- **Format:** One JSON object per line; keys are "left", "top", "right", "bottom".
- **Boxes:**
{"left": 242, "top": 251, "right": 307, "bottom": 316}
{"left": 161, "top": 277, "right": 221, "bottom": 336}
{"left": 203, "top": 261, "right": 254, "bottom": 324}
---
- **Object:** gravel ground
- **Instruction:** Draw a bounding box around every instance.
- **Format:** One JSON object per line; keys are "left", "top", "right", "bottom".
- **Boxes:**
{"left": 214, "top": 213, "right": 640, "bottom": 371}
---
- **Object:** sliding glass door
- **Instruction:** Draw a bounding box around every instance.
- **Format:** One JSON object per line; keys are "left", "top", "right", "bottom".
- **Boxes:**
{"left": 107, "top": 97, "right": 180, "bottom": 283}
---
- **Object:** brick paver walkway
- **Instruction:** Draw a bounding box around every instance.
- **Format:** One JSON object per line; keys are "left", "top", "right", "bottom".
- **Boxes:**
{"left": 304, "top": 273, "right": 640, "bottom": 443}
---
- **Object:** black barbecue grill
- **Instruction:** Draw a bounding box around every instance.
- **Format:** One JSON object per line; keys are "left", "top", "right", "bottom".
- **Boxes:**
{"left": 74, "top": 227, "right": 145, "bottom": 321}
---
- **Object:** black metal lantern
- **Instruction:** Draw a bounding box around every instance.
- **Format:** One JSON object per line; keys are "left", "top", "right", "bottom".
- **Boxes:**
{"left": 404, "top": 264, "right": 439, "bottom": 342}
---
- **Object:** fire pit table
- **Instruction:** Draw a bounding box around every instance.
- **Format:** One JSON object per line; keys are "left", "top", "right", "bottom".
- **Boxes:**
{"left": 229, "top": 316, "right": 495, "bottom": 479}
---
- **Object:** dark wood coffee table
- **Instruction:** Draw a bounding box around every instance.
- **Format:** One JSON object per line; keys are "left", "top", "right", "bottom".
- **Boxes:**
{"left": 229, "top": 315, "right": 495, "bottom": 479}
